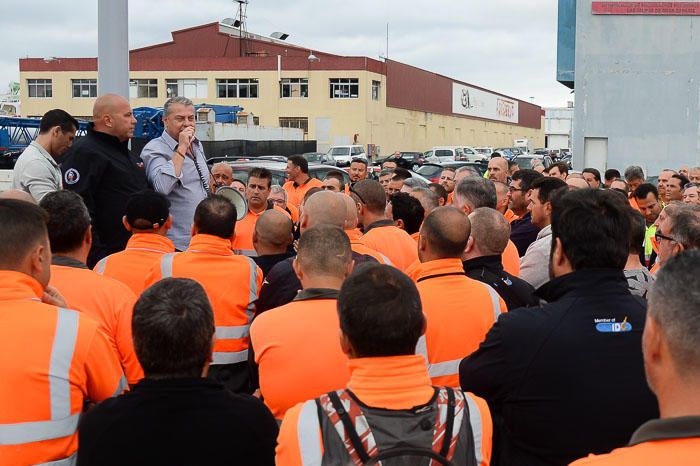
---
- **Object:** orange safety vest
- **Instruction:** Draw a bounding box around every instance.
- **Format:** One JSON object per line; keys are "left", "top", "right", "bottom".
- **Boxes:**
{"left": 93, "top": 233, "right": 175, "bottom": 295}
{"left": 409, "top": 258, "right": 506, "bottom": 387}
{"left": 50, "top": 263, "right": 143, "bottom": 385}
{"left": 345, "top": 228, "right": 392, "bottom": 264}
{"left": 0, "top": 271, "right": 125, "bottom": 466}
{"left": 231, "top": 205, "right": 291, "bottom": 257}
{"left": 504, "top": 209, "right": 518, "bottom": 223}
{"left": 250, "top": 293, "right": 350, "bottom": 419}
{"left": 145, "top": 234, "right": 263, "bottom": 365}
{"left": 276, "top": 355, "right": 493, "bottom": 466}
{"left": 502, "top": 239, "right": 521, "bottom": 277}
{"left": 283, "top": 177, "right": 324, "bottom": 208}
{"left": 361, "top": 220, "right": 419, "bottom": 272}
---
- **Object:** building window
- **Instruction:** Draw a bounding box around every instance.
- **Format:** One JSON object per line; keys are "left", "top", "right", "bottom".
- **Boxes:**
{"left": 280, "top": 78, "right": 308, "bottom": 98}
{"left": 279, "top": 117, "right": 309, "bottom": 134}
{"left": 329, "top": 78, "right": 359, "bottom": 99}
{"left": 166, "top": 79, "right": 208, "bottom": 99}
{"left": 27, "top": 79, "right": 52, "bottom": 98}
{"left": 216, "top": 79, "right": 259, "bottom": 98}
{"left": 129, "top": 79, "right": 158, "bottom": 98}
{"left": 71, "top": 79, "right": 97, "bottom": 98}
{"left": 372, "top": 80, "right": 381, "bottom": 101}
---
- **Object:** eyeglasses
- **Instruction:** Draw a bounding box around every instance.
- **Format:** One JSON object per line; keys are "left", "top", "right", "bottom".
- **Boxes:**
{"left": 654, "top": 231, "right": 677, "bottom": 243}
{"left": 508, "top": 186, "right": 525, "bottom": 193}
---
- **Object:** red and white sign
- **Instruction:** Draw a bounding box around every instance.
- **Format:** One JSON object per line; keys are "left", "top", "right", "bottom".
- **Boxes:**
{"left": 592, "top": 1, "right": 700, "bottom": 15}
{"left": 452, "top": 83, "right": 519, "bottom": 124}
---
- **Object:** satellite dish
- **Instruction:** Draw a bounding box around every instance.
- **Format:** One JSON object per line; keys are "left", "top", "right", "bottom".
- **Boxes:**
{"left": 215, "top": 186, "right": 248, "bottom": 221}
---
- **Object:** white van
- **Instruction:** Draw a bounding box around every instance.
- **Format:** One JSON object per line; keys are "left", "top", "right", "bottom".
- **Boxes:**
{"left": 424, "top": 146, "right": 465, "bottom": 163}
{"left": 327, "top": 145, "right": 366, "bottom": 167}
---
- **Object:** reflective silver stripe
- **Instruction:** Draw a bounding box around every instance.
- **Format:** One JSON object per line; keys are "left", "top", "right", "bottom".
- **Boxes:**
{"left": 379, "top": 253, "right": 392, "bottom": 265}
{"left": 0, "top": 413, "right": 80, "bottom": 445}
{"left": 234, "top": 249, "right": 258, "bottom": 257}
{"left": 415, "top": 335, "right": 428, "bottom": 364}
{"left": 465, "top": 393, "right": 484, "bottom": 466}
{"left": 215, "top": 325, "right": 250, "bottom": 340}
{"left": 297, "top": 400, "right": 323, "bottom": 465}
{"left": 211, "top": 350, "right": 248, "bottom": 365}
{"left": 94, "top": 257, "right": 107, "bottom": 274}
{"left": 427, "top": 358, "right": 461, "bottom": 378}
{"left": 112, "top": 375, "right": 128, "bottom": 397}
{"left": 36, "top": 451, "right": 77, "bottom": 466}
{"left": 160, "top": 252, "right": 176, "bottom": 278}
{"left": 247, "top": 257, "right": 260, "bottom": 304}
{"left": 485, "top": 284, "right": 502, "bottom": 322}
{"left": 50, "top": 308, "right": 79, "bottom": 420}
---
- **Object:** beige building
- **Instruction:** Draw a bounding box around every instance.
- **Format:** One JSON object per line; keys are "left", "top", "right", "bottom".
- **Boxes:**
{"left": 20, "top": 22, "right": 544, "bottom": 156}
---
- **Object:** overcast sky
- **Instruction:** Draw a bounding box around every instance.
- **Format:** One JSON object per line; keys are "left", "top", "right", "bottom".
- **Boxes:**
{"left": 2, "top": 0, "right": 573, "bottom": 107}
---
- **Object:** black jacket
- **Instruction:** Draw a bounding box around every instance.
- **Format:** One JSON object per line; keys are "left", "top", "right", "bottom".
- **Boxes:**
{"left": 510, "top": 212, "right": 540, "bottom": 257}
{"left": 62, "top": 127, "right": 148, "bottom": 267}
{"left": 463, "top": 255, "right": 539, "bottom": 309}
{"left": 459, "top": 269, "right": 658, "bottom": 466}
{"left": 253, "top": 251, "right": 295, "bottom": 277}
{"left": 77, "top": 377, "right": 278, "bottom": 466}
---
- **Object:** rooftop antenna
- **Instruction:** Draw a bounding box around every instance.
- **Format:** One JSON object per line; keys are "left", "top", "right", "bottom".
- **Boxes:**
{"left": 235, "top": 0, "right": 249, "bottom": 57}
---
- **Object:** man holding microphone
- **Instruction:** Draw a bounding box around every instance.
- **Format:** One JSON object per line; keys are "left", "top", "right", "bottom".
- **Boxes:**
{"left": 142, "top": 97, "right": 210, "bottom": 251}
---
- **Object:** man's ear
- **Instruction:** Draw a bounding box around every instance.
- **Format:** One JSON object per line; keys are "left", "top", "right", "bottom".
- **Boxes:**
{"left": 395, "top": 218, "right": 405, "bottom": 230}
{"left": 344, "top": 259, "right": 355, "bottom": 278}
{"left": 122, "top": 216, "right": 132, "bottom": 232}
{"left": 463, "top": 235, "right": 475, "bottom": 255}
{"left": 292, "top": 257, "right": 303, "bottom": 281}
{"left": 85, "top": 225, "right": 93, "bottom": 249}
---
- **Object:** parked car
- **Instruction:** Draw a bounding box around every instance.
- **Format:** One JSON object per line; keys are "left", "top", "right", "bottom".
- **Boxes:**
{"left": 416, "top": 161, "right": 487, "bottom": 182}
{"left": 474, "top": 147, "right": 494, "bottom": 158}
{"left": 211, "top": 159, "right": 350, "bottom": 186}
{"left": 327, "top": 145, "right": 366, "bottom": 167}
{"left": 456, "top": 147, "right": 488, "bottom": 162}
{"left": 302, "top": 152, "right": 336, "bottom": 165}
{"left": 512, "top": 155, "right": 554, "bottom": 170}
{"left": 424, "top": 146, "right": 465, "bottom": 163}
{"left": 375, "top": 151, "right": 431, "bottom": 170}
{"left": 493, "top": 148, "right": 515, "bottom": 159}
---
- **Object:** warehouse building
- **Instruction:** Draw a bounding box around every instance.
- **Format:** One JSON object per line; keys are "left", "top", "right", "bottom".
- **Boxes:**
{"left": 20, "top": 22, "right": 543, "bottom": 156}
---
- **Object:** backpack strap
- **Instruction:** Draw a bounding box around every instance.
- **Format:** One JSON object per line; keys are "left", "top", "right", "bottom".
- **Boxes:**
{"left": 431, "top": 387, "right": 467, "bottom": 464}
{"left": 317, "top": 390, "right": 377, "bottom": 465}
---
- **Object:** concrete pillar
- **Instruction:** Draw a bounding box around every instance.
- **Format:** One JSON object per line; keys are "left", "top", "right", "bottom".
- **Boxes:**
{"left": 98, "top": 0, "right": 129, "bottom": 98}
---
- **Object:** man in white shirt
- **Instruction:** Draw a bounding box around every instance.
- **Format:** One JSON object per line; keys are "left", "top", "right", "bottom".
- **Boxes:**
{"left": 12, "top": 109, "right": 78, "bottom": 201}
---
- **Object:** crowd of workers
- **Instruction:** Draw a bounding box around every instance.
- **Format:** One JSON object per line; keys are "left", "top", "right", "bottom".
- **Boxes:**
{"left": 2, "top": 95, "right": 700, "bottom": 465}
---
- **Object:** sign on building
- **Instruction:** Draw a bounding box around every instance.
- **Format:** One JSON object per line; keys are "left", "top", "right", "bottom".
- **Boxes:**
{"left": 451, "top": 83, "right": 519, "bottom": 124}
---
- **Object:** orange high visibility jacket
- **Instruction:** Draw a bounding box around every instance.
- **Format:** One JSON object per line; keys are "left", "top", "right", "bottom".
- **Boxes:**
{"left": 276, "top": 355, "right": 493, "bottom": 466}
{"left": 502, "top": 240, "right": 521, "bottom": 277}
{"left": 345, "top": 228, "right": 392, "bottom": 264}
{"left": 361, "top": 219, "right": 419, "bottom": 272}
{"left": 283, "top": 177, "right": 323, "bottom": 208}
{"left": 231, "top": 205, "right": 291, "bottom": 257}
{"left": 93, "top": 233, "right": 175, "bottom": 295}
{"left": 144, "top": 234, "right": 263, "bottom": 365}
{"left": 568, "top": 417, "right": 700, "bottom": 466}
{"left": 504, "top": 209, "right": 518, "bottom": 223}
{"left": 0, "top": 271, "right": 126, "bottom": 466}
{"left": 410, "top": 258, "right": 506, "bottom": 387}
{"left": 250, "top": 290, "right": 350, "bottom": 419}
{"left": 50, "top": 261, "right": 143, "bottom": 385}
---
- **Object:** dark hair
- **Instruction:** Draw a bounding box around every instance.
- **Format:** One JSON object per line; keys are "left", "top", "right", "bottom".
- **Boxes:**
{"left": 193, "top": 195, "right": 236, "bottom": 239}
{"left": 392, "top": 167, "right": 412, "bottom": 182}
{"left": 297, "top": 225, "right": 352, "bottom": 276}
{"left": 530, "top": 176, "right": 568, "bottom": 204}
{"left": 388, "top": 192, "right": 424, "bottom": 234}
{"left": 287, "top": 154, "right": 309, "bottom": 173}
{"left": 133, "top": 278, "right": 215, "bottom": 378}
{"left": 39, "top": 109, "right": 79, "bottom": 134}
{"left": 39, "top": 191, "right": 90, "bottom": 254}
{"left": 454, "top": 177, "right": 497, "bottom": 209}
{"left": 510, "top": 169, "right": 544, "bottom": 191}
{"left": 338, "top": 263, "right": 424, "bottom": 357}
{"left": 248, "top": 167, "right": 273, "bottom": 188}
{"left": 551, "top": 189, "right": 631, "bottom": 270}
{"left": 508, "top": 160, "right": 519, "bottom": 170}
{"left": 624, "top": 165, "right": 645, "bottom": 182}
{"left": 671, "top": 174, "right": 690, "bottom": 187}
{"left": 632, "top": 183, "right": 659, "bottom": 201}
{"left": 351, "top": 158, "right": 368, "bottom": 167}
{"left": 582, "top": 168, "right": 601, "bottom": 182}
{"left": 648, "top": 250, "right": 700, "bottom": 373}
{"left": 379, "top": 169, "right": 394, "bottom": 178}
{"left": 352, "top": 179, "right": 386, "bottom": 213}
{"left": 421, "top": 206, "right": 470, "bottom": 258}
{"left": 428, "top": 183, "right": 448, "bottom": 203}
{"left": 549, "top": 162, "right": 569, "bottom": 175}
{"left": 605, "top": 168, "right": 621, "bottom": 181}
{"left": 0, "top": 199, "right": 49, "bottom": 268}
{"left": 126, "top": 190, "right": 170, "bottom": 230}
{"left": 324, "top": 170, "right": 346, "bottom": 191}
{"left": 628, "top": 210, "right": 647, "bottom": 256}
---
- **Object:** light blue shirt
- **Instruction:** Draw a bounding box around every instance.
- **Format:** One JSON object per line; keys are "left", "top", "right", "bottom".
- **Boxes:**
{"left": 141, "top": 130, "right": 209, "bottom": 251}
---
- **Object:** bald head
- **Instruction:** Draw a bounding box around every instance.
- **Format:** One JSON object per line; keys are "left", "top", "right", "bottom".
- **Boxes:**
{"left": 0, "top": 189, "right": 37, "bottom": 204}
{"left": 487, "top": 157, "right": 509, "bottom": 183}
{"left": 300, "top": 191, "right": 348, "bottom": 231}
{"left": 342, "top": 194, "right": 359, "bottom": 229}
{"left": 92, "top": 94, "right": 134, "bottom": 141}
{"left": 93, "top": 94, "right": 126, "bottom": 119}
{"left": 253, "top": 209, "right": 293, "bottom": 254}
{"left": 468, "top": 207, "right": 511, "bottom": 256}
{"left": 566, "top": 177, "right": 590, "bottom": 190}
{"left": 419, "top": 206, "right": 470, "bottom": 261}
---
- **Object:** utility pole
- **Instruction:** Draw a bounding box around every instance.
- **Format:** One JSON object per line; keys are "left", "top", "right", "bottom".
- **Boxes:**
{"left": 98, "top": 0, "right": 129, "bottom": 98}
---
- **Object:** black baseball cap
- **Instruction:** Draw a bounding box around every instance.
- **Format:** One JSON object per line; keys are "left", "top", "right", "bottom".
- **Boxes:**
{"left": 125, "top": 190, "right": 170, "bottom": 229}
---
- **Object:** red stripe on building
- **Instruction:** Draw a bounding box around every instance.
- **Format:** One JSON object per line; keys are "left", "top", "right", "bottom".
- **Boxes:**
{"left": 592, "top": 2, "right": 700, "bottom": 15}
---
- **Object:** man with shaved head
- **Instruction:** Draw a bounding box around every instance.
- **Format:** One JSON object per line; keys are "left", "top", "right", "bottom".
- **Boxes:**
{"left": 342, "top": 194, "right": 391, "bottom": 264}
{"left": 409, "top": 207, "right": 506, "bottom": 387}
{"left": 256, "top": 191, "right": 378, "bottom": 314}
{"left": 252, "top": 209, "right": 294, "bottom": 276}
{"left": 566, "top": 177, "right": 590, "bottom": 190}
{"left": 0, "top": 189, "right": 37, "bottom": 204}
{"left": 462, "top": 207, "right": 538, "bottom": 309}
{"left": 62, "top": 94, "right": 147, "bottom": 267}
{"left": 487, "top": 156, "right": 510, "bottom": 184}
